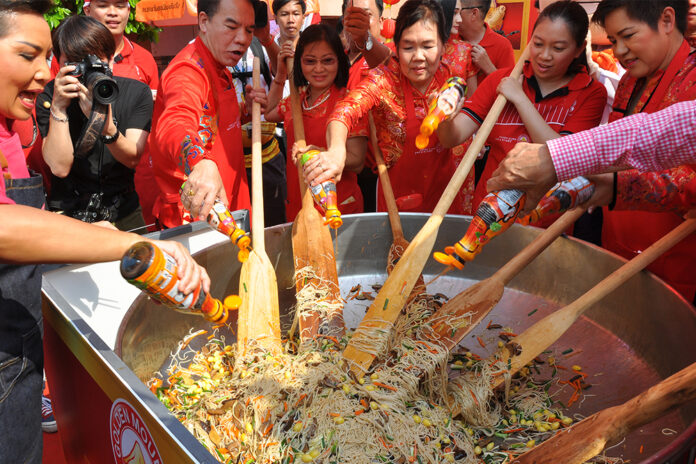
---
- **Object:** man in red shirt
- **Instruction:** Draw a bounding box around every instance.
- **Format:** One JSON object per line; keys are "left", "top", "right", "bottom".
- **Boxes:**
{"left": 150, "top": 0, "right": 266, "bottom": 227}
{"left": 457, "top": 0, "right": 514, "bottom": 84}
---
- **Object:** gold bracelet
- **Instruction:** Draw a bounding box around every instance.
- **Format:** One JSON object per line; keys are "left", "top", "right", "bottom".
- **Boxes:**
{"left": 50, "top": 109, "right": 68, "bottom": 123}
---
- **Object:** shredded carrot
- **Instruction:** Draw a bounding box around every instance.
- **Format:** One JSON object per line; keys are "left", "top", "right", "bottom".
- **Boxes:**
{"left": 486, "top": 320, "right": 493, "bottom": 329}
{"left": 503, "top": 428, "right": 525, "bottom": 434}
{"left": 379, "top": 436, "right": 392, "bottom": 450}
{"left": 477, "top": 336, "right": 486, "bottom": 348}
{"left": 149, "top": 378, "right": 163, "bottom": 394}
{"left": 374, "top": 381, "right": 397, "bottom": 392}
{"left": 469, "top": 388, "right": 479, "bottom": 406}
{"left": 639, "top": 445, "right": 644, "bottom": 454}
{"left": 294, "top": 393, "right": 307, "bottom": 407}
{"left": 360, "top": 399, "right": 369, "bottom": 409}
{"left": 499, "top": 332, "right": 517, "bottom": 337}
{"left": 329, "top": 412, "right": 341, "bottom": 417}
{"left": 283, "top": 401, "right": 288, "bottom": 412}
{"left": 355, "top": 409, "right": 365, "bottom": 416}
{"left": 263, "top": 423, "right": 273, "bottom": 437}
{"left": 207, "top": 333, "right": 215, "bottom": 340}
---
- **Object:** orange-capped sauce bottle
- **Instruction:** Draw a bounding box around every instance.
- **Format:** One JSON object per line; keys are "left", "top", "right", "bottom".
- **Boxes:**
{"left": 299, "top": 150, "right": 342, "bottom": 229}
{"left": 434, "top": 189, "right": 526, "bottom": 269}
{"left": 120, "top": 242, "right": 240, "bottom": 323}
{"left": 416, "top": 77, "right": 467, "bottom": 149}
{"left": 518, "top": 177, "right": 595, "bottom": 225}
{"left": 207, "top": 199, "right": 252, "bottom": 262}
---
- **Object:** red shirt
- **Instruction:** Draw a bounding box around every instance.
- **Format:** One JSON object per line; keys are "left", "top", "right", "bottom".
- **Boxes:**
{"left": 602, "top": 41, "right": 696, "bottom": 301}
{"left": 278, "top": 86, "right": 366, "bottom": 221}
{"left": 462, "top": 62, "right": 607, "bottom": 207}
{"left": 472, "top": 24, "right": 514, "bottom": 84}
{"left": 150, "top": 37, "right": 250, "bottom": 227}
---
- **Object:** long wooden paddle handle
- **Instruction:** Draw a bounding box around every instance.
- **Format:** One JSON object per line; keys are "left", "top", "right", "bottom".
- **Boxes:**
{"left": 493, "top": 206, "right": 586, "bottom": 285}
{"left": 563, "top": 216, "right": 696, "bottom": 321}
{"left": 616, "top": 362, "right": 696, "bottom": 435}
{"left": 286, "top": 58, "right": 313, "bottom": 202}
{"left": 368, "top": 111, "right": 404, "bottom": 239}
{"left": 251, "top": 57, "right": 264, "bottom": 252}
{"left": 430, "top": 46, "right": 530, "bottom": 219}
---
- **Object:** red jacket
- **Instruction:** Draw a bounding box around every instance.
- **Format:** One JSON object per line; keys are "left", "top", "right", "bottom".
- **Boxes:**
{"left": 150, "top": 38, "right": 250, "bottom": 227}
{"left": 603, "top": 41, "right": 696, "bottom": 302}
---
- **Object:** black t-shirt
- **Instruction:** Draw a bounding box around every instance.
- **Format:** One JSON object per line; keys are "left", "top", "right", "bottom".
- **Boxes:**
{"left": 37, "top": 76, "right": 153, "bottom": 220}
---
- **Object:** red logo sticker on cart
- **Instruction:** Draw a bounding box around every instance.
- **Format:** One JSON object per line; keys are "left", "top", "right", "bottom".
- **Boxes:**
{"left": 110, "top": 398, "right": 163, "bottom": 464}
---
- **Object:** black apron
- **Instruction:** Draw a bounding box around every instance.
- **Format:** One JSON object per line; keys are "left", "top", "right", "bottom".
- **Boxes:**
{"left": 0, "top": 169, "right": 46, "bottom": 464}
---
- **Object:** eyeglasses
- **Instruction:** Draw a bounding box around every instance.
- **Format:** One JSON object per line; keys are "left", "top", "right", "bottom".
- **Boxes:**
{"left": 301, "top": 57, "right": 338, "bottom": 67}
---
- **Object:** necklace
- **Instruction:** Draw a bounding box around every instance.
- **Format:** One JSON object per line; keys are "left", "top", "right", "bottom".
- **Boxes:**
{"left": 302, "top": 87, "right": 332, "bottom": 111}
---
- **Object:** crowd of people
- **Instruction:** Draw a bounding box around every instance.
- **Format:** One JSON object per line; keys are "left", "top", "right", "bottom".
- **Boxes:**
{"left": 1, "top": 0, "right": 696, "bottom": 461}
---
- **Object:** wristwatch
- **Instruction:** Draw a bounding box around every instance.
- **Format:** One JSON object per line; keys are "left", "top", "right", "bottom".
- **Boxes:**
{"left": 102, "top": 119, "right": 120, "bottom": 144}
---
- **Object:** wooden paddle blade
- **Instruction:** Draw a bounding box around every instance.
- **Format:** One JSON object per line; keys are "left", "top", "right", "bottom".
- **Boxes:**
{"left": 425, "top": 278, "right": 504, "bottom": 351}
{"left": 238, "top": 250, "right": 282, "bottom": 354}
{"left": 342, "top": 216, "right": 442, "bottom": 375}
{"left": 514, "top": 362, "right": 696, "bottom": 464}
{"left": 287, "top": 56, "right": 344, "bottom": 343}
{"left": 292, "top": 198, "right": 345, "bottom": 341}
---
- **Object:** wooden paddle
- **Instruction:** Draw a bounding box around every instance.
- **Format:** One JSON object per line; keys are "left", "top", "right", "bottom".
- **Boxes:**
{"left": 514, "top": 362, "right": 696, "bottom": 464}
{"left": 368, "top": 112, "right": 425, "bottom": 292}
{"left": 287, "top": 57, "right": 344, "bottom": 343}
{"left": 343, "top": 46, "right": 531, "bottom": 375}
{"left": 237, "top": 58, "right": 282, "bottom": 354}
{"left": 474, "top": 216, "right": 696, "bottom": 393}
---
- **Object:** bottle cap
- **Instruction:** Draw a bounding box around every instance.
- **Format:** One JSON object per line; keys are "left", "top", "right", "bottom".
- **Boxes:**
{"left": 299, "top": 149, "right": 320, "bottom": 166}
{"left": 420, "top": 114, "right": 439, "bottom": 136}
{"left": 224, "top": 294, "right": 242, "bottom": 311}
{"left": 415, "top": 134, "right": 430, "bottom": 150}
{"left": 325, "top": 208, "right": 343, "bottom": 229}
{"left": 433, "top": 251, "right": 465, "bottom": 270}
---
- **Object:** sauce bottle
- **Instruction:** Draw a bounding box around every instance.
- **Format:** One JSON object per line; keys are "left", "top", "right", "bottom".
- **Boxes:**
{"left": 517, "top": 177, "right": 595, "bottom": 225}
{"left": 299, "top": 150, "right": 343, "bottom": 229}
{"left": 434, "top": 190, "right": 526, "bottom": 269}
{"left": 207, "top": 199, "right": 252, "bottom": 262}
{"left": 416, "top": 77, "right": 467, "bottom": 149}
{"left": 120, "top": 242, "right": 241, "bottom": 323}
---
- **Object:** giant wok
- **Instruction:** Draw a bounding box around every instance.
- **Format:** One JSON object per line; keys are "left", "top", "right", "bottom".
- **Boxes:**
{"left": 116, "top": 213, "right": 696, "bottom": 463}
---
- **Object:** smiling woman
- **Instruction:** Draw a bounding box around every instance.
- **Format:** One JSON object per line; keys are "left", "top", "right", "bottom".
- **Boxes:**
{"left": 437, "top": 0, "right": 608, "bottom": 207}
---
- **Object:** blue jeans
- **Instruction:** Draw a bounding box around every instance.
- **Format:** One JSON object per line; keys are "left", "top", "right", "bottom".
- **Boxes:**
{"left": 0, "top": 171, "right": 46, "bottom": 464}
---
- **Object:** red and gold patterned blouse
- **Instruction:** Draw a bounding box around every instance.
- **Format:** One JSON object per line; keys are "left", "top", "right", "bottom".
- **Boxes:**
{"left": 329, "top": 57, "right": 472, "bottom": 214}
{"left": 442, "top": 36, "right": 478, "bottom": 81}
{"left": 603, "top": 40, "right": 696, "bottom": 301}
{"left": 330, "top": 57, "right": 451, "bottom": 167}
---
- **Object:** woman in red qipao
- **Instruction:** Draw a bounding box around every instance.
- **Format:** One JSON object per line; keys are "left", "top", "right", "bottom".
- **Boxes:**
{"left": 587, "top": 0, "right": 696, "bottom": 302}
{"left": 437, "top": 0, "right": 607, "bottom": 209}
{"left": 305, "top": 0, "right": 472, "bottom": 215}
{"left": 266, "top": 24, "right": 367, "bottom": 221}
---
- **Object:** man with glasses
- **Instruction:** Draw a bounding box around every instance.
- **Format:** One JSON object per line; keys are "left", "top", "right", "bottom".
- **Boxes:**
{"left": 458, "top": 0, "right": 514, "bottom": 84}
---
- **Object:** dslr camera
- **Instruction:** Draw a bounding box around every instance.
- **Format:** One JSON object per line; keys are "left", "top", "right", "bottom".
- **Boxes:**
{"left": 66, "top": 54, "right": 119, "bottom": 105}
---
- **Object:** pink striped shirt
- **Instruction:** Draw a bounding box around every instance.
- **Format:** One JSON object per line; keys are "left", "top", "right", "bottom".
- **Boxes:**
{"left": 548, "top": 100, "right": 696, "bottom": 181}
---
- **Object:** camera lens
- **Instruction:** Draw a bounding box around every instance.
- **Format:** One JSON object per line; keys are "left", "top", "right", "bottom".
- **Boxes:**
{"left": 87, "top": 73, "right": 119, "bottom": 105}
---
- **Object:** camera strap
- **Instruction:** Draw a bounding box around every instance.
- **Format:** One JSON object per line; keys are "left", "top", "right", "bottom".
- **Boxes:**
{"left": 73, "top": 100, "right": 108, "bottom": 158}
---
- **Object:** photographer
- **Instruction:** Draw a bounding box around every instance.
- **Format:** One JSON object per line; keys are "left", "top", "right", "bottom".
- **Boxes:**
{"left": 37, "top": 15, "right": 153, "bottom": 232}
